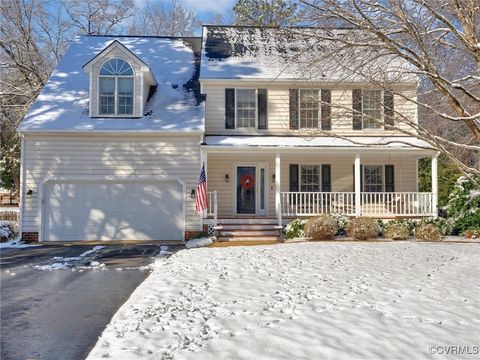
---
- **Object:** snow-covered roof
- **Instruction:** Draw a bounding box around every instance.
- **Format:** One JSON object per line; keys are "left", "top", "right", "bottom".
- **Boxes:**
{"left": 204, "top": 136, "right": 434, "bottom": 151}
{"left": 19, "top": 35, "right": 204, "bottom": 133}
{"left": 200, "top": 25, "right": 417, "bottom": 82}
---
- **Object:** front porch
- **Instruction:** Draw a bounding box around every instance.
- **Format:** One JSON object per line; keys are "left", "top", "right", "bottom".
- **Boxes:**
{"left": 202, "top": 145, "right": 438, "bottom": 225}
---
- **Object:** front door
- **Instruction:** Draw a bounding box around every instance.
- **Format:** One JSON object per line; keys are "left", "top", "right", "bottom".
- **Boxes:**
{"left": 237, "top": 166, "right": 256, "bottom": 214}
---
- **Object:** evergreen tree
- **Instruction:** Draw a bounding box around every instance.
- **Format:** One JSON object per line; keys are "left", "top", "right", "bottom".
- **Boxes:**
{"left": 233, "top": 0, "right": 300, "bottom": 27}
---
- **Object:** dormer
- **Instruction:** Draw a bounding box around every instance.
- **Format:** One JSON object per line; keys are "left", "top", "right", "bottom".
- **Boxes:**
{"left": 83, "top": 40, "right": 157, "bottom": 118}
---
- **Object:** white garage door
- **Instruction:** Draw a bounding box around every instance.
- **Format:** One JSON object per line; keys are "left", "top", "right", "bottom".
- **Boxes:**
{"left": 43, "top": 180, "right": 184, "bottom": 241}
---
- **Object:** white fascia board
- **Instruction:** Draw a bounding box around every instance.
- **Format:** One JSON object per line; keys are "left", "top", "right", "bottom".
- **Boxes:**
{"left": 202, "top": 145, "right": 435, "bottom": 156}
{"left": 18, "top": 129, "right": 205, "bottom": 136}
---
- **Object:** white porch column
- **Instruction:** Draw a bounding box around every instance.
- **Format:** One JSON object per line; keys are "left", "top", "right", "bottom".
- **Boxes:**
{"left": 200, "top": 147, "right": 206, "bottom": 227}
{"left": 354, "top": 153, "right": 361, "bottom": 217}
{"left": 275, "top": 153, "right": 282, "bottom": 226}
{"left": 431, "top": 152, "right": 439, "bottom": 216}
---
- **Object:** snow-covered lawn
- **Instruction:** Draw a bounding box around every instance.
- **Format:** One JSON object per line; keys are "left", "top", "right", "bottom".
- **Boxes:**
{"left": 87, "top": 242, "right": 480, "bottom": 360}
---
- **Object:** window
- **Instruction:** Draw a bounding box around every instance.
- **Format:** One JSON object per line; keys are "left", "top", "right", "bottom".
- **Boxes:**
{"left": 299, "top": 89, "right": 319, "bottom": 129}
{"left": 236, "top": 89, "right": 256, "bottom": 128}
{"left": 363, "top": 165, "right": 383, "bottom": 192}
{"left": 362, "top": 90, "right": 383, "bottom": 129}
{"left": 99, "top": 58, "right": 134, "bottom": 115}
{"left": 300, "top": 165, "right": 320, "bottom": 192}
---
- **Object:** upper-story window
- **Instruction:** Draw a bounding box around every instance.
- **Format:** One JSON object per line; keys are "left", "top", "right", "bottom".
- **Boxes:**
{"left": 299, "top": 89, "right": 320, "bottom": 129}
{"left": 362, "top": 90, "right": 383, "bottom": 129}
{"left": 99, "top": 58, "right": 134, "bottom": 115}
{"left": 236, "top": 89, "right": 257, "bottom": 128}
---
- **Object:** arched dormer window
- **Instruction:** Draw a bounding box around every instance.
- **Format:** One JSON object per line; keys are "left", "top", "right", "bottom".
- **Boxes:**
{"left": 99, "top": 58, "right": 134, "bottom": 115}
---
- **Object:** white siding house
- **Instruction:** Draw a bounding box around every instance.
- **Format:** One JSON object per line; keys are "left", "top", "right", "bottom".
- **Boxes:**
{"left": 18, "top": 26, "right": 438, "bottom": 242}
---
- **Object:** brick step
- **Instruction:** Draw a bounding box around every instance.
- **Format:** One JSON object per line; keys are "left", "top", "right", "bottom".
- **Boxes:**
{"left": 217, "top": 236, "right": 279, "bottom": 242}
{"left": 219, "top": 230, "right": 276, "bottom": 237}
{"left": 217, "top": 218, "right": 278, "bottom": 225}
{"left": 219, "top": 224, "right": 277, "bottom": 230}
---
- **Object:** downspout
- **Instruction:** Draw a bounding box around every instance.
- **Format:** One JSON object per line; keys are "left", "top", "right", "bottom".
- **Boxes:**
{"left": 14, "top": 134, "right": 25, "bottom": 242}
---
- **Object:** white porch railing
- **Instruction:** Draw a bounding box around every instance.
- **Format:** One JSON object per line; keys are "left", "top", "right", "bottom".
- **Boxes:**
{"left": 206, "top": 191, "right": 218, "bottom": 223}
{"left": 281, "top": 192, "right": 356, "bottom": 216}
{"left": 361, "top": 192, "right": 433, "bottom": 217}
{"left": 281, "top": 191, "right": 433, "bottom": 217}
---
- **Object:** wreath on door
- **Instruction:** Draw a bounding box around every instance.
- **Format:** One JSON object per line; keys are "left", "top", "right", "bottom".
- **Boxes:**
{"left": 240, "top": 174, "right": 255, "bottom": 190}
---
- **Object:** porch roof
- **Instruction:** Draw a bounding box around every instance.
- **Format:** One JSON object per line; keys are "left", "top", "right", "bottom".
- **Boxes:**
{"left": 203, "top": 136, "right": 435, "bottom": 153}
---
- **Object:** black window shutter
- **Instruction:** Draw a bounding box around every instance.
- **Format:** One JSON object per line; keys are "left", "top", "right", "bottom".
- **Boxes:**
{"left": 384, "top": 90, "right": 394, "bottom": 128}
{"left": 225, "top": 88, "right": 235, "bottom": 129}
{"left": 385, "top": 165, "right": 395, "bottom": 192}
{"left": 322, "top": 164, "right": 331, "bottom": 192}
{"left": 289, "top": 89, "right": 299, "bottom": 130}
{"left": 352, "top": 89, "right": 362, "bottom": 130}
{"left": 289, "top": 164, "right": 299, "bottom": 191}
{"left": 321, "top": 89, "right": 331, "bottom": 130}
{"left": 258, "top": 89, "right": 268, "bottom": 129}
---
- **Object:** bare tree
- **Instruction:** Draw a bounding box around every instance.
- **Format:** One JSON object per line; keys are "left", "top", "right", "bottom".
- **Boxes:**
{"left": 0, "top": 0, "right": 65, "bottom": 196}
{"left": 128, "top": 0, "right": 201, "bottom": 37}
{"left": 278, "top": 0, "right": 480, "bottom": 178}
{"left": 63, "top": 0, "right": 134, "bottom": 35}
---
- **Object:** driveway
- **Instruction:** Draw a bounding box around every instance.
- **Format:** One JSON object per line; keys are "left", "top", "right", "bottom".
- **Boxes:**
{"left": 0, "top": 243, "right": 176, "bottom": 360}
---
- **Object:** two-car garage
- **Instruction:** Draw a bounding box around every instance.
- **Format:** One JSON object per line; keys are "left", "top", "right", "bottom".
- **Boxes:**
{"left": 42, "top": 179, "right": 185, "bottom": 241}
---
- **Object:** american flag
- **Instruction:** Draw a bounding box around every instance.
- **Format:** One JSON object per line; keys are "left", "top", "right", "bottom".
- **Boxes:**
{"left": 195, "top": 164, "right": 208, "bottom": 213}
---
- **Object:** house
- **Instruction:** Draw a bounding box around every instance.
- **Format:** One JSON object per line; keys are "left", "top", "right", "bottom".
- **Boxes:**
{"left": 17, "top": 26, "right": 438, "bottom": 242}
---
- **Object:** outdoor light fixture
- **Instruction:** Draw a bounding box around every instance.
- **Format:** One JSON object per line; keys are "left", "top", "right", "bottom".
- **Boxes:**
{"left": 272, "top": 174, "right": 276, "bottom": 183}
{"left": 190, "top": 189, "right": 196, "bottom": 199}
{"left": 26, "top": 189, "right": 33, "bottom": 196}
{"left": 225, "top": 174, "right": 230, "bottom": 183}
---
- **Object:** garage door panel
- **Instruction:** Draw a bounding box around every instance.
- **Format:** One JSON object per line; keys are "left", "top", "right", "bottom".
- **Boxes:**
{"left": 44, "top": 181, "right": 183, "bottom": 241}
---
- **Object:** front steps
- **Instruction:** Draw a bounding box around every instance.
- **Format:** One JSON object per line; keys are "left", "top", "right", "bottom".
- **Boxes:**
{"left": 215, "top": 218, "right": 280, "bottom": 242}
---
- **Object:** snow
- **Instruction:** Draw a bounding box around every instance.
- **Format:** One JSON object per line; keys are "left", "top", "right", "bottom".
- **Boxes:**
{"left": 201, "top": 26, "right": 417, "bottom": 82}
{"left": 185, "top": 237, "right": 214, "bottom": 248}
{"left": 205, "top": 135, "right": 433, "bottom": 150}
{"left": 87, "top": 242, "right": 479, "bottom": 360}
{"left": 34, "top": 245, "right": 106, "bottom": 271}
{"left": 19, "top": 36, "right": 204, "bottom": 133}
{"left": 0, "top": 240, "right": 42, "bottom": 249}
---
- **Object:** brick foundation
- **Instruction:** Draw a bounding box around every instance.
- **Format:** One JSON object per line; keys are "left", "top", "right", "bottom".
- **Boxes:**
{"left": 184, "top": 225, "right": 208, "bottom": 241}
{"left": 22, "top": 232, "right": 39, "bottom": 243}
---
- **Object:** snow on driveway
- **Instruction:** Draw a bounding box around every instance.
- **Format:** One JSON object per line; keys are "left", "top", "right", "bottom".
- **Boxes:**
{"left": 87, "top": 242, "right": 480, "bottom": 360}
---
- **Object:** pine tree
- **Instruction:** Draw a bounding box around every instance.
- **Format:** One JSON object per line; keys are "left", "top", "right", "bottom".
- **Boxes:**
{"left": 233, "top": 0, "right": 301, "bottom": 27}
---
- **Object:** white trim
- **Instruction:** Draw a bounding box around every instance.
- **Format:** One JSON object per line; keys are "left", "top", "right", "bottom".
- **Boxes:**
{"left": 18, "top": 130, "right": 205, "bottom": 135}
{"left": 361, "top": 89, "right": 385, "bottom": 130}
{"left": 200, "top": 78, "right": 419, "bottom": 87}
{"left": 298, "top": 88, "right": 321, "bottom": 130}
{"left": 232, "top": 163, "right": 268, "bottom": 216}
{"left": 354, "top": 154, "right": 361, "bottom": 216}
{"left": 97, "top": 57, "right": 136, "bottom": 117}
{"left": 38, "top": 175, "right": 186, "bottom": 242}
{"left": 431, "top": 153, "right": 439, "bottom": 216}
{"left": 275, "top": 153, "right": 281, "bottom": 225}
{"left": 234, "top": 88, "right": 258, "bottom": 129}
{"left": 362, "top": 164, "right": 385, "bottom": 192}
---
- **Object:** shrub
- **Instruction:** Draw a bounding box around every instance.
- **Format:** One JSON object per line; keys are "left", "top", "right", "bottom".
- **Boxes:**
{"left": 384, "top": 223, "right": 409, "bottom": 240}
{"left": 417, "top": 217, "right": 453, "bottom": 236}
{"left": 347, "top": 217, "right": 380, "bottom": 240}
{"left": 445, "top": 175, "right": 480, "bottom": 234}
{"left": 0, "top": 221, "right": 18, "bottom": 242}
{"left": 305, "top": 215, "right": 338, "bottom": 240}
{"left": 330, "top": 213, "right": 350, "bottom": 235}
{"left": 463, "top": 229, "right": 480, "bottom": 239}
{"left": 284, "top": 219, "right": 307, "bottom": 239}
{"left": 416, "top": 223, "right": 442, "bottom": 242}
{"left": 0, "top": 210, "right": 19, "bottom": 222}
{"left": 386, "top": 219, "right": 418, "bottom": 236}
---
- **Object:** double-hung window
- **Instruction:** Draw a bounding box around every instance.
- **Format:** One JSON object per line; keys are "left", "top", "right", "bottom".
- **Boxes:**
{"left": 362, "top": 90, "right": 383, "bottom": 129}
{"left": 300, "top": 165, "right": 320, "bottom": 192}
{"left": 363, "top": 165, "right": 383, "bottom": 192}
{"left": 299, "top": 89, "right": 319, "bottom": 129}
{"left": 236, "top": 89, "right": 256, "bottom": 128}
{"left": 99, "top": 58, "right": 134, "bottom": 116}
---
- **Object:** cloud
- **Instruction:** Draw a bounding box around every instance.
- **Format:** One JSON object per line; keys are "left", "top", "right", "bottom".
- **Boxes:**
{"left": 182, "top": 0, "right": 235, "bottom": 13}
